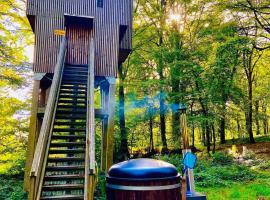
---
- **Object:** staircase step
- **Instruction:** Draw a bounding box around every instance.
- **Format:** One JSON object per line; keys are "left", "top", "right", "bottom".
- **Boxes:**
{"left": 59, "top": 90, "right": 87, "bottom": 95}
{"left": 57, "top": 104, "right": 85, "bottom": 109}
{"left": 63, "top": 75, "right": 88, "bottom": 79}
{"left": 54, "top": 121, "right": 86, "bottom": 126}
{"left": 55, "top": 114, "right": 86, "bottom": 120}
{"left": 65, "top": 66, "right": 88, "bottom": 71}
{"left": 51, "top": 135, "right": 85, "bottom": 140}
{"left": 64, "top": 69, "right": 88, "bottom": 74}
{"left": 46, "top": 165, "right": 85, "bottom": 171}
{"left": 53, "top": 128, "right": 86, "bottom": 132}
{"left": 63, "top": 73, "right": 88, "bottom": 79}
{"left": 50, "top": 142, "right": 85, "bottom": 147}
{"left": 63, "top": 76, "right": 88, "bottom": 82}
{"left": 58, "top": 99, "right": 86, "bottom": 104}
{"left": 61, "top": 85, "right": 86, "bottom": 90}
{"left": 65, "top": 64, "right": 88, "bottom": 69}
{"left": 44, "top": 174, "right": 84, "bottom": 181}
{"left": 49, "top": 149, "right": 85, "bottom": 154}
{"left": 40, "top": 195, "right": 84, "bottom": 200}
{"left": 48, "top": 157, "right": 85, "bottom": 162}
{"left": 57, "top": 108, "right": 86, "bottom": 112}
{"left": 59, "top": 95, "right": 87, "bottom": 99}
{"left": 62, "top": 78, "right": 88, "bottom": 83}
{"left": 59, "top": 91, "right": 86, "bottom": 96}
{"left": 62, "top": 81, "right": 87, "bottom": 85}
{"left": 42, "top": 184, "right": 84, "bottom": 191}
{"left": 56, "top": 111, "right": 86, "bottom": 116}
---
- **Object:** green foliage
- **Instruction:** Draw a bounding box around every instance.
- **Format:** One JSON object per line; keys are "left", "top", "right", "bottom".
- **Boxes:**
{"left": 158, "top": 153, "right": 256, "bottom": 188}
{"left": 156, "top": 154, "right": 184, "bottom": 172}
{"left": 211, "top": 152, "right": 233, "bottom": 166}
{"left": 0, "top": 97, "right": 28, "bottom": 175}
{"left": 0, "top": 0, "right": 31, "bottom": 178}
{"left": 258, "top": 160, "right": 270, "bottom": 170}
{"left": 198, "top": 179, "right": 270, "bottom": 200}
{"left": 195, "top": 161, "right": 256, "bottom": 187}
{"left": 94, "top": 172, "right": 106, "bottom": 200}
{"left": 0, "top": 176, "right": 27, "bottom": 200}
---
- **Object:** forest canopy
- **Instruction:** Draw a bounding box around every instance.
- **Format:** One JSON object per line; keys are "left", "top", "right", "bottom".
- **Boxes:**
{"left": 115, "top": 0, "right": 270, "bottom": 159}
{"left": 0, "top": 0, "right": 32, "bottom": 175}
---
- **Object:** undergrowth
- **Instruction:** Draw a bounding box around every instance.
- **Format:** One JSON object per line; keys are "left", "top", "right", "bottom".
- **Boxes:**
{"left": 0, "top": 175, "right": 27, "bottom": 200}
{"left": 159, "top": 152, "right": 257, "bottom": 188}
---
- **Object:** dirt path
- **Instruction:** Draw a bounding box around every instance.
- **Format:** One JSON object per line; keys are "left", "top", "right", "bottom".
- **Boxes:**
{"left": 217, "top": 141, "right": 270, "bottom": 159}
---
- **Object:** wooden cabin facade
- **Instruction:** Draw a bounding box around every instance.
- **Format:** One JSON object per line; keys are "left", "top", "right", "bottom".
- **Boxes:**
{"left": 24, "top": 1, "right": 133, "bottom": 199}
{"left": 27, "top": 0, "right": 132, "bottom": 76}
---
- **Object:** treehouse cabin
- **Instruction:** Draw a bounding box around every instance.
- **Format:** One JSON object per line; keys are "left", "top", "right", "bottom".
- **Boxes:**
{"left": 24, "top": 0, "right": 133, "bottom": 199}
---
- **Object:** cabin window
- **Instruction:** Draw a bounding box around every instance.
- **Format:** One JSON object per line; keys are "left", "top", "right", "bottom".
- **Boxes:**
{"left": 97, "top": 0, "right": 103, "bottom": 8}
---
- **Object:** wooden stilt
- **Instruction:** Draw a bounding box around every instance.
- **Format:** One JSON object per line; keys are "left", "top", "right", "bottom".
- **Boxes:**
{"left": 24, "top": 80, "right": 40, "bottom": 192}
{"left": 105, "top": 78, "right": 116, "bottom": 172}
{"left": 85, "top": 38, "right": 96, "bottom": 200}
{"left": 88, "top": 175, "right": 96, "bottom": 200}
{"left": 101, "top": 84, "right": 109, "bottom": 171}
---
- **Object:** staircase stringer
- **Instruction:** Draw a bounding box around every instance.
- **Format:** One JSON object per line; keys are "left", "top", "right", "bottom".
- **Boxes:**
{"left": 29, "top": 38, "right": 67, "bottom": 200}
{"left": 85, "top": 38, "right": 96, "bottom": 200}
{"left": 35, "top": 55, "right": 66, "bottom": 200}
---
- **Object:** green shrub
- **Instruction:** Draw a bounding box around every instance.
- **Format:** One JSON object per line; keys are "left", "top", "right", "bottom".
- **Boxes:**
{"left": 0, "top": 176, "right": 27, "bottom": 200}
{"left": 243, "top": 150, "right": 256, "bottom": 160}
{"left": 156, "top": 154, "right": 183, "bottom": 172}
{"left": 157, "top": 153, "right": 256, "bottom": 187}
{"left": 258, "top": 160, "right": 270, "bottom": 170}
{"left": 94, "top": 172, "right": 106, "bottom": 200}
{"left": 195, "top": 160, "right": 256, "bottom": 187}
{"left": 211, "top": 152, "right": 233, "bottom": 166}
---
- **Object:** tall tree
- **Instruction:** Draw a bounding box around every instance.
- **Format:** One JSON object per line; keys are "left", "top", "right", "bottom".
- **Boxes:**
{"left": 157, "top": 0, "right": 168, "bottom": 152}
{"left": 117, "top": 63, "right": 130, "bottom": 161}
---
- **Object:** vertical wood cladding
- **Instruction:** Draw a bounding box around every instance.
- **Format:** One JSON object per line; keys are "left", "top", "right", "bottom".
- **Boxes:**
{"left": 66, "top": 25, "right": 93, "bottom": 65}
{"left": 26, "top": 0, "right": 132, "bottom": 77}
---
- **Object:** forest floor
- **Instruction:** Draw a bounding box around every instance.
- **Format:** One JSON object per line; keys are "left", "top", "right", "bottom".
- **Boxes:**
{"left": 196, "top": 135, "right": 270, "bottom": 200}
{"left": 216, "top": 135, "right": 270, "bottom": 159}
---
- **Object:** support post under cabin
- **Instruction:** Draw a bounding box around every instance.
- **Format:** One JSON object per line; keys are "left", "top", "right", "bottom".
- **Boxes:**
{"left": 101, "top": 83, "right": 109, "bottom": 171}
{"left": 106, "top": 77, "right": 116, "bottom": 172}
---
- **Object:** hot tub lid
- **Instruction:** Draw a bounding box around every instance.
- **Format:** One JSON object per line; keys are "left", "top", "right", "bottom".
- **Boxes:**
{"left": 108, "top": 158, "right": 178, "bottom": 179}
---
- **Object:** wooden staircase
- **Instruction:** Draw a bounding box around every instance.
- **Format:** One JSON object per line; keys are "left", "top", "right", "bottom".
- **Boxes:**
{"left": 28, "top": 38, "right": 101, "bottom": 200}
{"left": 40, "top": 64, "right": 89, "bottom": 200}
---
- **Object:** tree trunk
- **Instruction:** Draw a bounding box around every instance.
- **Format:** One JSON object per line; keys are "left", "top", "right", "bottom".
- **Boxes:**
{"left": 171, "top": 80, "right": 180, "bottom": 146}
{"left": 212, "top": 124, "right": 216, "bottom": 154}
{"left": 149, "top": 110, "right": 154, "bottom": 153}
{"left": 255, "top": 100, "right": 260, "bottom": 135}
{"left": 205, "top": 122, "right": 211, "bottom": 153}
{"left": 160, "top": 96, "right": 168, "bottom": 152}
{"left": 192, "top": 124, "right": 195, "bottom": 147}
{"left": 118, "top": 64, "right": 129, "bottom": 161}
{"left": 245, "top": 111, "right": 249, "bottom": 138}
{"left": 219, "top": 114, "right": 226, "bottom": 144}
{"left": 237, "top": 116, "right": 241, "bottom": 139}
{"left": 247, "top": 79, "right": 255, "bottom": 143}
{"left": 201, "top": 124, "right": 206, "bottom": 146}
{"left": 219, "top": 89, "right": 227, "bottom": 144}
{"left": 262, "top": 102, "right": 269, "bottom": 135}
{"left": 158, "top": 0, "right": 167, "bottom": 153}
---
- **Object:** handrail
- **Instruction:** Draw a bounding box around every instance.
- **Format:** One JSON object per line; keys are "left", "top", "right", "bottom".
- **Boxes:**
{"left": 85, "top": 38, "right": 96, "bottom": 199}
{"left": 29, "top": 37, "right": 67, "bottom": 200}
